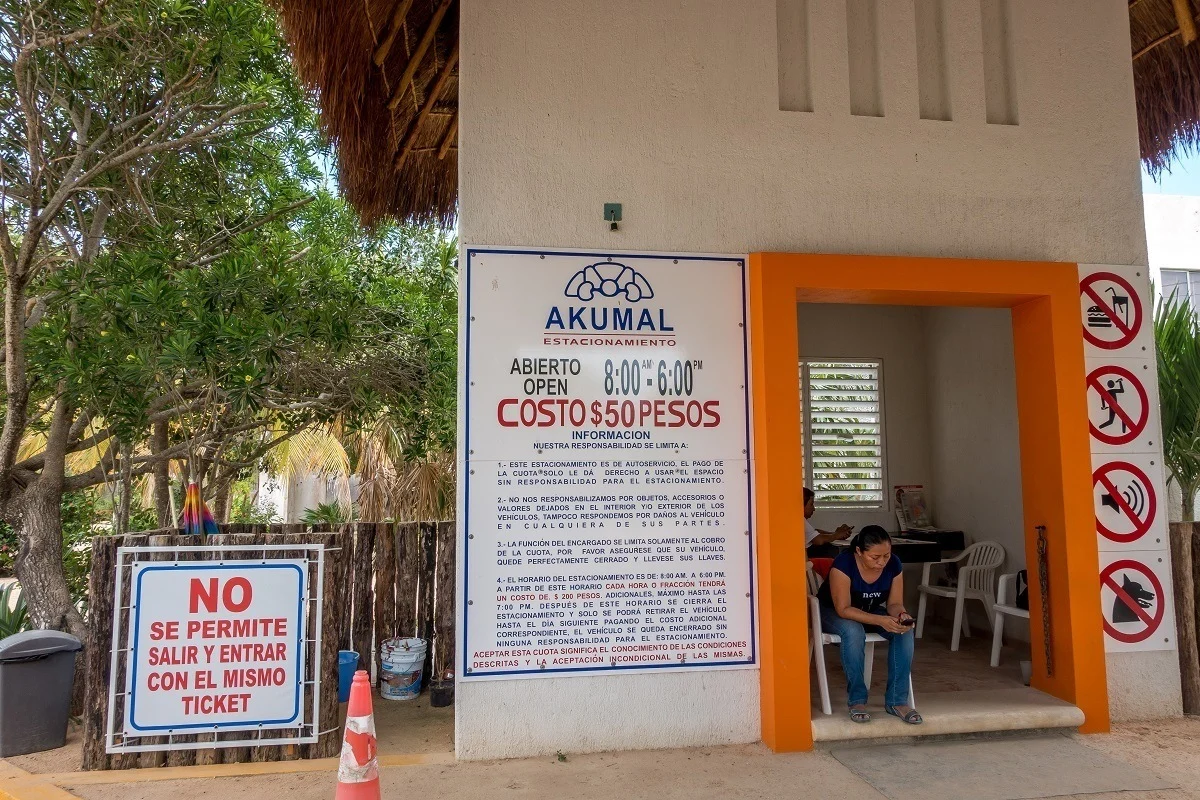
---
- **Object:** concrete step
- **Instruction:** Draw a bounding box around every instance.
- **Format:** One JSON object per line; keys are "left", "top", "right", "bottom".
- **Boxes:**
{"left": 811, "top": 687, "right": 1084, "bottom": 744}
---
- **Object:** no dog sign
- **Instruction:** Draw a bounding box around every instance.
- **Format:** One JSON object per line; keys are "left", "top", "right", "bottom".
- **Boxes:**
{"left": 1098, "top": 553, "right": 1174, "bottom": 652}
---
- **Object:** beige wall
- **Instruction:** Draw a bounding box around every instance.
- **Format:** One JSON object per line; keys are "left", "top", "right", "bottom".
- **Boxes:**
{"left": 799, "top": 304, "right": 933, "bottom": 533}
{"left": 458, "top": 0, "right": 1164, "bottom": 758}
{"left": 925, "top": 306, "right": 1028, "bottom": 639}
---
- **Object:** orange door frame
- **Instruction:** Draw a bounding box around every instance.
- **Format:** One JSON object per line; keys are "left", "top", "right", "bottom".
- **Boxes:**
{"left": 749, "top": 252, "right": 1109, "bottom": 752}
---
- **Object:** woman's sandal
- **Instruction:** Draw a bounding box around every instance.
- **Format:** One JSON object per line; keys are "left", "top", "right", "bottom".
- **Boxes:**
{"left": 848, "top": 706, "right": 871, "bottom": 723}
{"left": 885, "top": 705, "right": 923, "bottom": 725}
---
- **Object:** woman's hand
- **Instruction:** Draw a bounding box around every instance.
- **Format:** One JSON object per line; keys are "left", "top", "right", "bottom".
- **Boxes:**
{"left": 878, "top": 615, "right": 909, "bottom": 634}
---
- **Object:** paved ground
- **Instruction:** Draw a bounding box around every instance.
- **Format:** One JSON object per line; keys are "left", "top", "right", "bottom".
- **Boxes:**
{"left": 7, "top": 694, "right": 453, "bottom": 776}
{"left": 0, "top": 716, "right": 1187, "bottom": 800}
{"left": 6, "top": 629, "right": 1195, "bottom": 800}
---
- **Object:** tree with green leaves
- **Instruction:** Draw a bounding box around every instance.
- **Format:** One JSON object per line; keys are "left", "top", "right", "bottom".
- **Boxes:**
{"left": 1153, "top": 290, "right": 1200, "bottom": 713}
{"left": 1155, "top": 293, "right": 1200, "bottom": 521}
{"left": 0, "top": 0, "right": 438, "bottom": 635}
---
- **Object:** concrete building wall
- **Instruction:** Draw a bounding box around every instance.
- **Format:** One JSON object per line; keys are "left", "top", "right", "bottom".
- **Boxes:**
{"left": 458, "top": 0, "right": 1167, "bottom": 757}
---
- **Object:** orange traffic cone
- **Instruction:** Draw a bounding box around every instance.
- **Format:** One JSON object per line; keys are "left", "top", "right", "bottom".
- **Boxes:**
{"left": 335, "top": 670, "right": 380, "bottom": 800}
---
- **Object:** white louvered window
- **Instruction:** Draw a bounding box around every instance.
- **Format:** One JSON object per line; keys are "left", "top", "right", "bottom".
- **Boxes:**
{"left": 800, "top": 360, "right": 887, "bottom": 509}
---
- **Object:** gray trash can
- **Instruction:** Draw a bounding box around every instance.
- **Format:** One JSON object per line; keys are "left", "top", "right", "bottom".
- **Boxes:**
{"left": 0, "top": 630, "right": 82, "bottom": 756}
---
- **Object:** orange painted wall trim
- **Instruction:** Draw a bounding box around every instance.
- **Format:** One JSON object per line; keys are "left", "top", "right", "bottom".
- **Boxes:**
{"left": 749, "top": 255, "right": 810, "bottom": 752}
{"left": 748, "top": 252, "right": 1109, "bottom": 752}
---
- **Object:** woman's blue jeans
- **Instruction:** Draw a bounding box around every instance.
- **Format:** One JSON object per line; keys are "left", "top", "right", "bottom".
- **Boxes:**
{"left": 819, "top": 606, "right": 914, "bottom": 708}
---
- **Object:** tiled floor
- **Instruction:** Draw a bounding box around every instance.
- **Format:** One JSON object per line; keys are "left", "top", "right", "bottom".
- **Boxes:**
{"left": 807, "top": 620, "right": 1081, "bottom": 741}
{"left": 810, "top": 618, "right": 1030, "bottom": 710}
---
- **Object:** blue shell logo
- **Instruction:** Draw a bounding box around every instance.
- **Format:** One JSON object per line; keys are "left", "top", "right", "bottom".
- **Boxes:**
{"left": 564, "top": 262, "right": 654, "bottom": 303}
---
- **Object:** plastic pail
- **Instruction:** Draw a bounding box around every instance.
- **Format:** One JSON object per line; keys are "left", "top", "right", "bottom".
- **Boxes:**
{"left": 379, "top": 638, "right": 426, "bottom": 701}
{"left": 337, "top": 650, "right": 359, "bottom": 703}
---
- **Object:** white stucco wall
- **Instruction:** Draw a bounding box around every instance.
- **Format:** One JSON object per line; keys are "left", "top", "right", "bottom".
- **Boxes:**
{"left": 925, "top": 307, "right": 1028, "bottom": 640}
{"left": 458, "top": 0, "right": 1170, "bottom": 757}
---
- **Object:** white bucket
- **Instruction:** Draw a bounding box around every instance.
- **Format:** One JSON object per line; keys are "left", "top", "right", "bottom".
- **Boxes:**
{"left": 379, "top": 637, "right": 426, "bottom": 701}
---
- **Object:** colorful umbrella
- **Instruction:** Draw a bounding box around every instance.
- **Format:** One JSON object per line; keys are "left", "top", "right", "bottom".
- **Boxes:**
{"left": 178, "top": 482, "right": 219, "bottom": 536}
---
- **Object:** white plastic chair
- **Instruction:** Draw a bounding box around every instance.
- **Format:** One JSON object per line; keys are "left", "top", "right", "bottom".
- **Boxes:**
{"left": 990, "top": 572, "right": 1030, "bottom": 667}
{"left": 915, "top": 541, "right": 1005, "bottom": 652}
{"left": 807, "top": 563, "right": 915, "bottom": 715}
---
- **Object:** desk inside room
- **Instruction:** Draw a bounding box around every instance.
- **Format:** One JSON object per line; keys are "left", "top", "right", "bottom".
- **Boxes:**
{"left": 807, "top": 536, "right": 943, "bottom": 564}
{"left": 900, "top": 528, "right": 965, "bottom": 553}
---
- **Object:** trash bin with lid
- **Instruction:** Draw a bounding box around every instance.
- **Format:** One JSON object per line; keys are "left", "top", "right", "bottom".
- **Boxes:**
{"left": 0, "top": 630, "right": 82, "bottom": 756}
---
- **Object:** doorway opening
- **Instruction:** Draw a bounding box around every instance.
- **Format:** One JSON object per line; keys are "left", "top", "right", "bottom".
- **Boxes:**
{"left": 749, "top": 253, "right": 1109, "bottom": 751}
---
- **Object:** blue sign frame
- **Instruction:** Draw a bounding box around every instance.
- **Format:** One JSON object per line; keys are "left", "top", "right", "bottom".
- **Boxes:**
{"left": 126, "top": 562, "right": 306, "bottom": 733}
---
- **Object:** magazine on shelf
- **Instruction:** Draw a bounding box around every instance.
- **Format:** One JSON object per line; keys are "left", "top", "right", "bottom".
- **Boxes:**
{"left": 894, "top": 485, "right": 933, "bottom": 530}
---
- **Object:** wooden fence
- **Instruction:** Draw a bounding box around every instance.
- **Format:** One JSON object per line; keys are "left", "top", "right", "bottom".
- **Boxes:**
{"left": 80, "top": 521, "right": 455, "bottom": 771}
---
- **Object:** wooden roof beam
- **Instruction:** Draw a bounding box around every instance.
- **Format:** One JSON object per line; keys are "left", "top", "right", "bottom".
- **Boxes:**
{"left": 1174, "top": 0, "right": 1198, "bottom": 46}
{"left": 388, "top": 0, "right": 454, "bottom": 111}
{"left": 1134, "top": 8, "right": 1200, "bottom": 59}
{"left": 395, "top": 44, "right": 459, "bottom": 170}
{"left": 438, "top": 112, "right": 458, "bottom": 160}
{"left": 374, "top": 0, "right": 415, "bottom": 66}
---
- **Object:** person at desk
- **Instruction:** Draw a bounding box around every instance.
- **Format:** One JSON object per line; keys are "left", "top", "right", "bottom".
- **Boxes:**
{"left": 817, "top": 525, "right": 922, "bottom": 726}
{"left": 804, "top": 487, "right": 854, "bottom": 549}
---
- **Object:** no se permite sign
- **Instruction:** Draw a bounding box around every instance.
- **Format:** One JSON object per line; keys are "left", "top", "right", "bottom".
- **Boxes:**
{"left": 124, "top": 561, "right": 307, "bottom": 735}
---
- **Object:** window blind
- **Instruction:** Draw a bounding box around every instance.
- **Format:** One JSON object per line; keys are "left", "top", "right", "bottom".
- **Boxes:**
{"left": 801, "top": 360, "right": 886, "bottom": 508}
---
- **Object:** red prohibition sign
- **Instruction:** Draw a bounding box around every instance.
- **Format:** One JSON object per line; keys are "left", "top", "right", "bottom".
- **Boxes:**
{"left": 1081, "top": 272, "right": 1142, "bottom": 350}
{"left": 1086, "top": 365, "right": 1149, "bottom": 446}
{"left": 1092, "top": 461, "right": 1156, "bottom": 543}
{"left": 1100, "top": 559, "right": 1165, "bottom": 644}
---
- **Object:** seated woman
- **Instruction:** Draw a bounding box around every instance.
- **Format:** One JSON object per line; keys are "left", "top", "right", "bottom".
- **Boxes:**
{"left": 817, "top": 525, "right": 922, "bottom": 725}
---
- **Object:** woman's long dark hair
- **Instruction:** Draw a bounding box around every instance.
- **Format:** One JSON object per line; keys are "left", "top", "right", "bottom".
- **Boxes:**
{"left": 850, "top": 525, "right": 891, "bottom": 553}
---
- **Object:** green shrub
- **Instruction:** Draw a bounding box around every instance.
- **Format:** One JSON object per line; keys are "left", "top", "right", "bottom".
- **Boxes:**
{"left": 301, "top": 501, "right": 351, "bottom": 525}
{"left": 0, "top": 584, "right": 29, "bottom": 638}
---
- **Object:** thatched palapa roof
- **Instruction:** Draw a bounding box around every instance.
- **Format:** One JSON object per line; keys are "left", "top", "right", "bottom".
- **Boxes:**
{"left": 277, "top": 1, "right": 1200, "bottom": 225}
{"left": 276, "top": 0, "right": 459, "bottom": 226}
{"left": 1133, "top": 0, "right": 1200, "bottom": 174}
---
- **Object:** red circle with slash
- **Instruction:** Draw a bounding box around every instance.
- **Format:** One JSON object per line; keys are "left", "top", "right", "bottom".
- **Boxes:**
{"left": 1081, "top": 272, "right": 1142, "bottom": 350}
{"left": 1086, "top": 365, "right": 1149, "bottom": 446}
{"left": 1100, "top": 559, "right": 1164, "bottom": 644}
{"left": 1092, "top": 461, "right": 1156, "bottom": 543}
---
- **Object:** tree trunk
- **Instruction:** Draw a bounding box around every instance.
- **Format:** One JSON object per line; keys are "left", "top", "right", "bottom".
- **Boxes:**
{"left": 114, "top": 442, "right": 132, "bottom": 535}
{"left": 12, "top": 484, "right": 85, "bottom": 639}
{"left": 1170, "top": 522, "right": 1200, "bottom": 713}
{"left": 1193, "top": 526, "right": 1200, "bottom": 701}
{"left": 151, "top": 420, "right": 172, "bottom": 527}
{"left": 1184, "top": 484, "right": 1196, "bottom": 523}
{"left": 0, "top": 272, "right": 31, "bottom": 515}
{"left": 12, "top": 396, "right": 85, "bottom": 639}
{"left": 212, "top": 479, "right": 231, "bottom": 524}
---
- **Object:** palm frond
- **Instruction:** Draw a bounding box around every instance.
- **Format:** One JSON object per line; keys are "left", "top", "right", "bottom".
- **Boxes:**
{"left": 1154, "top": 291, "right": 1200, "bottom": 517}
{"left": 0, "top": 584, "right": 29, "bottom": 638}
{"left": 270, "top": 425, "right": 353, "bottom": 509}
